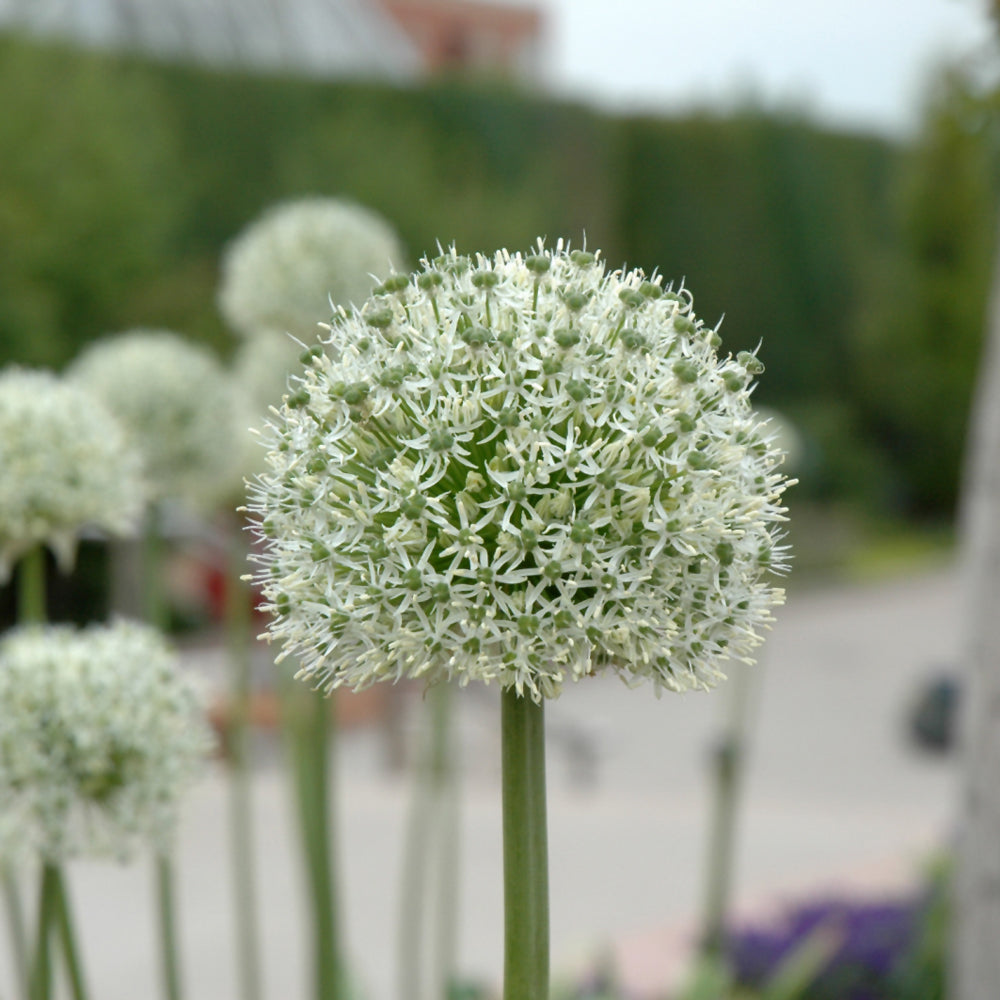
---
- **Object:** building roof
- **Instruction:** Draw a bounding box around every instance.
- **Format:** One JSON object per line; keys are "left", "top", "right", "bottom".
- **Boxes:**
{"left": 0, "top": 0, "right": 422, "bottom": 79}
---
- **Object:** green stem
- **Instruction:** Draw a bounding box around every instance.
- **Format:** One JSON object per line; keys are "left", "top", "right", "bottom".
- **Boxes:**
{"left": 52, "top": 867, "right": 89, "bottom": 1000}
{"left": 4, "top": 874, "right": 30, "bottom": 1000}
{"left": 501, "top": 688, "right": 549, "bottom": 1000}
{"left": 432, "top": 686, "right": 460, "bottom": 1000}
{"left": 309, "top": 689, "right": 342, "bottom": 1000}
{"left": 156, "top": 854, "right": 183, "bottom": 1000}
{"left": 225, "top": 538, "right": 264, "bottom": 1000}
{"left": 699, "top": 663, "right": 754, "bottom": 962}
{"left": 141, "top": 509, "right": 185, "bottom": 1000}
{"left": 143, "top": 507, "right": 169, "bottom": 632}
{"left": 29, "top": 863, "right": 59, "bottom": 1000}
{"left": 397, "top": 741, "right": 432, "bottom": 1000}
{"left": 283, "top": 678, "right": 342, "bottom": 1000}
{"left": 17, "top": 546, "right": 46, "bottom": 625}
{"left": 8, "top": 547, "right": 49, "bottom": 1000}
{"left": 397, "top": 683, "right": 459, "bottom": 1000}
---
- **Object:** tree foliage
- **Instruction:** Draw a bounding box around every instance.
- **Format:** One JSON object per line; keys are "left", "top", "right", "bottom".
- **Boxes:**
{"left": 851, "top": 70, "right": 998, "bottom": 515}
{"left": 3, "top": 34, "right": 996, "bottom": 518}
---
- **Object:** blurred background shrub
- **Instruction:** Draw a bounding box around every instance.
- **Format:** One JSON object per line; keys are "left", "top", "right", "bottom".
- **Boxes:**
{"left": 0, "top": 33, "right": 996, "bottom": 525}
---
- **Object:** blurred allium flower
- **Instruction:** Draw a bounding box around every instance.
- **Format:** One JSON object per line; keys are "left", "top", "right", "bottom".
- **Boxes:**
{"left": 71, "top": 330, "right": 241, "bottom": 509}
{"left": 218, "top": 197, "right": 406, "bottom": 342}
{"left": 0, "top": 367, "right": 145, "bottom": 580}
{"left": 0, "top": 621, "right": 212, "bottom": 863}
{"left": 248, "top": 242, "right": 790, "bottom": 701}
{"left": 234, "top": 329, "right": 300, "bottom": 413}
{"left": 230, "top": 331, "right": 305, "bottom": 488}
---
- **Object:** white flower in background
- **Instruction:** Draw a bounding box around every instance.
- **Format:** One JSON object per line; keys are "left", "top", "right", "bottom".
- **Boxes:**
{"left": 218, "top": 197, "right": 406, "bottom": 342}
{"left": 248, "top": 241, "right": 791, "bottom": 702}
{"left": 230, "top": 330, "right": 307, "bottom": 487}
{"left": 234, "top": 329, "right": 301, "bottom": 413}
{"left": 0, "top": 368, "right": 145, "bottom": 580}
{"left": 71, "top": 330, "right": 241, "bottom": 510}
{"left": 0, "top": 621, "right": 212, "bottom": 863}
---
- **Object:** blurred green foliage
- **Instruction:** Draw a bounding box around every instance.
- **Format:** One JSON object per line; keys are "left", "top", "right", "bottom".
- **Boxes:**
{"left": 851, "top": 70, "right": 999, "bottom": 515}
{"left": 0, "top": 33, "right": 995, "bottom": 520}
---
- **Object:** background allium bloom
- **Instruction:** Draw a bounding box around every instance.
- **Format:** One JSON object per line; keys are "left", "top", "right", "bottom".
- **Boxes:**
{"left": 0, "top": 367, "right": 145, "bottom": 580}
{"left": 0, "top": 621, "right": 212, "bottom": 863}
{"left": 71, "top": 329, "right": 242, "bottom": 509}
{"left": 218, "top": 197, "right": 406, "bottom": 341}
{"left": 249, "top": 242, "right": 790, "bottom": 701}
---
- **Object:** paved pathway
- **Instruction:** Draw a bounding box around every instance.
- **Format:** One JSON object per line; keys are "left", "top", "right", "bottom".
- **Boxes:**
{"left": 0, "top": 566, "right": 962, "bottom": 999}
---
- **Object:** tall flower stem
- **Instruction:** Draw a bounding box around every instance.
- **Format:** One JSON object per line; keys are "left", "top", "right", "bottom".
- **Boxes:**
{"left": 142, "top": 507, "right": 185, "bottom": 1000}
{"left": 4, "top": 878, "right": 29, "bottom": 1000}
{"left": 699, "top": 662, "right": 755, "bottom": 962}
{"left": 155, "top": 855, "right": 183, "bottom": 1000}
{"left": 501, "top": 688, "right": 549, "bottom": 1000}
{"left": 7, "top": 547, "right": 50, "bottom": 1000}
{"left": 52, "top": 867, "right": 88, "bottom": 1000}
{"left": 225, "top": 535, "right": 263, "bottom": 1000}
{"left": 397, "top": 682, "right": 459, "bottom": 1000}
{"left": 282, "top": 674, "right": 342, "bottom": 1000}
{"left": 17, "top": 546, "right": 46, "bottom": 624}
{"left": 29, "top": 862, "right": 59, "bottom": 1000}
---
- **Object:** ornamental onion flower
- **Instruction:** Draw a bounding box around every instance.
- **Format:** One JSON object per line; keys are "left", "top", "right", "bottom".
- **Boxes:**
{"left": 0, "top": 621, "right": 212, "bottom": 864}
{"left": 218, "top": 197, "right": 407, "bottom": 342}
{"left": 71, "top": 330, "right": 242, "bottom": 509}
{"left": 0, "top": 367, "right": 145, "bottom": 581}
{"left": 248, "top": 241, "right": 791, "bottom": 702}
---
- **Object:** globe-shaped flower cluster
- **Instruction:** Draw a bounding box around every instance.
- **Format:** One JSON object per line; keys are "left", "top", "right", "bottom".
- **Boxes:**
{"left": 248, "top": 242, "right": 791, "bottom": 701}
{"left": 71, "top": 330, "right": 241, "bottom": 509}
{"left": 0, "top": 621, "right": 212, "bottom": 863}
{"left": 0, "top": 368, "right": 145, "bottom": 580}
{"left": 218, "top": 197, "right": 406, "bottom": 342}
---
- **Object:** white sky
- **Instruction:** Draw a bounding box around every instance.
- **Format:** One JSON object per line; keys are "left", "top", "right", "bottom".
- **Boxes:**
{"left": 524, "top": 0, "right": 997, "bottom": 135}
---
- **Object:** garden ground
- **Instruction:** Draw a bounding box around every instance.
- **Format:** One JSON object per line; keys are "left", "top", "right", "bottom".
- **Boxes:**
{"left": 1, "top": 562, "right": 961, "bottom": 999}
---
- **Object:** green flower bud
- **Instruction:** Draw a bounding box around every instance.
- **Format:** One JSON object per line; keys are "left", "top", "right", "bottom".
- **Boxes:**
{"left": 366, "top": 307, "right": 395, "bottom": 329}
{"left": 618, "top": 288, "right": 646, "bottom": 309}
{"left": 673, "top": 360, "right": 699, "bottom": 383}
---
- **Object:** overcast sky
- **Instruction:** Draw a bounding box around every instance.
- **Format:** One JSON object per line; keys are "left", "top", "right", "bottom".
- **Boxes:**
{"left": 525, "top": 0, "right": 996, "bottom": 135}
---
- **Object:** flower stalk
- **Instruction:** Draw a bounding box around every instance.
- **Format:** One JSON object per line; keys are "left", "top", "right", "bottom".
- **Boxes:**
{"left": 398, "top": 682, "right": 460, "bottom": 1000}
{"left": 5, "top": 546, "right": 48, "bottom": 1000}
{"left": 699, "top": 661, "right": 753, "bottom": 962}
{"left": 17, "top": 546, "right": 46, "bottom": 625}
{"left": 52, "top": 867, "right": 88, "bottom": 1000}
{"left": 501, "top": 688, "right": 549, "bottom": 1000}
{"left": 141, "top": 508, "right": 185, "bottom": 1000}
{"left": 225, "top": 537, "right": 264, "bottom": 1000}
{"left": 282, "top": 675, "right": 343, "bottom": 1000}
{"left": 156, "top": 855, "right": 182, "bottom": 1000}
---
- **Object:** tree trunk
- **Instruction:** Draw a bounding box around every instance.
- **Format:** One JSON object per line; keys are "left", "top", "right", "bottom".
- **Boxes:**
{"left": 954, "top": 220, "right": 1000, "bottom": 1000}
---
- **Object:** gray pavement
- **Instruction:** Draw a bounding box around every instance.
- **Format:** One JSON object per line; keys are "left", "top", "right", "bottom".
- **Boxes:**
{"left": 1, "top": 565, "right": 962, "bottom": 999}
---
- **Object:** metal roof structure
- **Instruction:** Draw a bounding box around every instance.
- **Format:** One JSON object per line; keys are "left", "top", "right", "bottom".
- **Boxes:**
{"left": 0, "top": 0, "right": 422, "bottom": 79}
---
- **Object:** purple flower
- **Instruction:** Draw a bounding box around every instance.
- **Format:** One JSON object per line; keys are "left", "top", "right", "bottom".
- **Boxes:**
{"left": 727, "top": 895, "right": 924, "bottom": 1000}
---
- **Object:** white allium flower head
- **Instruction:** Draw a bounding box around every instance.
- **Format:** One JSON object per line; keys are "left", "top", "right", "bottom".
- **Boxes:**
{"left": 248, "top": 241, "right": 791, "bottom": 702}
{"left": 0, "top": 621, "right": 212, "bottom": 863}
{"left": 0, "top": 367, "right": 145, "bottom": 580}
{"left": 218, "top": 197, "right": 407, "bottom": 342}
{"left": 71, "top": 330, "right": 242, "bottom": 509}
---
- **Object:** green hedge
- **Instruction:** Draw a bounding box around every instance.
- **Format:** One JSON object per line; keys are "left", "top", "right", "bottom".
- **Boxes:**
{"left": 1, "top": 33, "right": 992, "bottom": 518}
